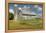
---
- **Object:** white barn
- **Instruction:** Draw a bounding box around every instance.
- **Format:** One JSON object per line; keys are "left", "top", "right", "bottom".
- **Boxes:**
{"left": 14, "top": 7, "right": 37, "bottom": 21}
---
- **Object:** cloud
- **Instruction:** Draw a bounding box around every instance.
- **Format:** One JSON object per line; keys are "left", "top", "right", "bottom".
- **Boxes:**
{"left": 23, "top": 6, "right": 27, "bottom": 8}
{"left": 9, "top": 9, "right": 14, "bottom": 14}
{"left": 14, "top": 4, "right": 18, "bottom": 7}
{"left": 38, "top": 7, "right": 42, "bottom": 11}
{"left": 18, "top": 7, "right": 22, "bottom": 10}
{"left": 34, "top": 5, "right": 38, "bottom": 8}
{"left": 34, "top": 5, "right": 42, "bottom": 11}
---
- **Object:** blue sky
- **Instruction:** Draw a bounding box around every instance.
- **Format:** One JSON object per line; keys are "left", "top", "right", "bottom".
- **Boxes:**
{"left": 9, "top": 4, "right": 42, "bottom": 16}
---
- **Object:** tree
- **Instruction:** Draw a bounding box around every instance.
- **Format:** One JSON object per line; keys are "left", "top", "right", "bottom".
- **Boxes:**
{"left": 9, "top": 12, "right": 14, "bottom": 20}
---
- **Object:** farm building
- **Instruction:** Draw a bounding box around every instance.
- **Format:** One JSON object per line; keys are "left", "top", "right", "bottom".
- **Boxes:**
{"left": 14, "top": 7, "right": 38, "bottom": 21}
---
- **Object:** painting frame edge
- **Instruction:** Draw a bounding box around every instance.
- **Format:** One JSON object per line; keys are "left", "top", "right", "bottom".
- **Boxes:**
{"left": 5, "top": 0, "right": 45, "bottom": 33}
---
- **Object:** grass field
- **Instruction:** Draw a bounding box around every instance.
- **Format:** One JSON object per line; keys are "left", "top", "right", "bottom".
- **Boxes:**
{"left": 8, "top": 18, "right": 43, "bottom": 30}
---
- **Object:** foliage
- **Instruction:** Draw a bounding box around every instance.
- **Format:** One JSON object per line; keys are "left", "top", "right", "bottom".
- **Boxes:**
{"left": 9, "top": 12, "right": 14, "bottom": 20}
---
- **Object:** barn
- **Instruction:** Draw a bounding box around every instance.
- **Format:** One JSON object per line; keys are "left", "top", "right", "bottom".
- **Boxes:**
{"left": 14, "top": 7, "right": 37, "bottom": 21}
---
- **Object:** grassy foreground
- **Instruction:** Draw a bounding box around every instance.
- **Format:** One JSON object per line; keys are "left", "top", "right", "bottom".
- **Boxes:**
{"left": 8, "top": 18, "right": 43, "bottom": 30}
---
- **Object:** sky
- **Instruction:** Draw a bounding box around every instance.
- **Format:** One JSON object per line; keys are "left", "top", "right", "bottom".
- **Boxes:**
{"left": 9, "top": 4, "right": 43, "bottom": 16}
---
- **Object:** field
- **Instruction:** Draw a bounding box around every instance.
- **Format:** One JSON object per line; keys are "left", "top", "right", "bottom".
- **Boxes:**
{"left": 8, "top": 18, "right": 43, "bottom": 30}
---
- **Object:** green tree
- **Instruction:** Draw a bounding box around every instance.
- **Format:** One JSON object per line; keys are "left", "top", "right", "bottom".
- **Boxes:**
{"left": 9, "top": 12, "right": 14, "bottom": 20}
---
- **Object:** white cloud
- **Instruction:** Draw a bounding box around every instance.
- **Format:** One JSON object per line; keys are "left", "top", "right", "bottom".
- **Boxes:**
{"left": 9, "top": 9, "right": 14, "bottom": 14}
{"left": 34, "top": 5, "right": 42, "bottom": 11}
{"left": 14, "top": 4, "right": 18, "bottom": 7}
{"left": 34, "top": 5, "right": 38, "bottom": 8}
{"left": 38, "top": 7, "right": 42, "bottom": 11}
{"left": 18, "top": 7, "right": 22, "bottom": 10}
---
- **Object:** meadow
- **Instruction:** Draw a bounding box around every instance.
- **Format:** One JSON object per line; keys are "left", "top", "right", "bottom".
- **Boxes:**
{"left": 8, "top": 18, "right": 43, "bottom": 30}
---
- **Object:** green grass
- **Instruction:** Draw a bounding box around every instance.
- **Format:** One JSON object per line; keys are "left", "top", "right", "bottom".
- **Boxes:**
{"left": 8, "top": 18, "right": 43, "bottom": 30}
